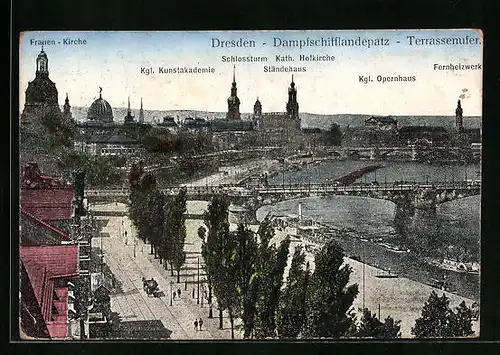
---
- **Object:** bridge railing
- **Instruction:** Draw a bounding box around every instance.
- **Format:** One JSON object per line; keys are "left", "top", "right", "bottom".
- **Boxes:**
{"left": 86, "top": 180, "right": 480, "bottom": 198}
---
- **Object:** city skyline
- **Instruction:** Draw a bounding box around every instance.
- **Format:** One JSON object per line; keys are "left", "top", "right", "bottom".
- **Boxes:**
{"left": 20, "top": 30, "right": 482, "bottom": 116}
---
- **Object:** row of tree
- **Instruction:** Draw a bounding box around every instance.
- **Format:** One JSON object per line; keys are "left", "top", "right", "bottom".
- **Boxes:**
{"left": 128, "top": 163, "right": 188, "bottom": 282}
{"left": 127, "top": 164, "right": 476, "bottom": 339}
{"left": 198, "top": 195, "right": 404, "bottom": 339}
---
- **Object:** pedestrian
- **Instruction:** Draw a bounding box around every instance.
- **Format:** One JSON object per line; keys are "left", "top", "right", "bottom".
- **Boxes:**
{"left": 173, "top": 292, "right": 176, "bottom": 300}
{"left": 194, "top": 319, "right": 198, "bottom": 331}
{"left": 198, "top": 318, "right": 203, "bottom": 331}
{"left": 192, "top": 288, "right": 195, "bottom": 299}
{"left": 177, "top": 288, "right": 181, "bottom": 299}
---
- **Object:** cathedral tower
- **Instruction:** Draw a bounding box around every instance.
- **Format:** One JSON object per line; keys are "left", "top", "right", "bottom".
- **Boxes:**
{"left": 286, "top": 75, "right": 299, "bottom": 120}
{"left": 226, "top": 65, "right": 241, "bottom": 121}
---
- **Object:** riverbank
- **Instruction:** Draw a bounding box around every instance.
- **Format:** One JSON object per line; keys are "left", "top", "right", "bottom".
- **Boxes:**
{"left": 183, "top": 199, "right": 479, "bottom": 338}
{"left": 267, "top": 226, "right": 479, "bottom": 338}
{"left": 186, "top": 158, "right": 282, "bottom": 187}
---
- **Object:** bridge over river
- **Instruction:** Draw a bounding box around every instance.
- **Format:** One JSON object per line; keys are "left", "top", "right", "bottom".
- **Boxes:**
{"left": 86, "top": 181, "right": 480, "bottom": 233}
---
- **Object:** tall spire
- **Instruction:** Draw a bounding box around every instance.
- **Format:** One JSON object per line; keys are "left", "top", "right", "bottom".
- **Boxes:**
{"left": 127, "top": 96, "right": 131, "bottom": 114}
{"left": 227, "top": 66, "right": 240, "bottom": 121}
{"left": 139, "top": 97, "right": 144, "bottom": 123}
{"left": 63, "top": 93, "right": 72, "bottom": 120}
{"left": 99, "top": 87, "right": 102, "bottom": 99}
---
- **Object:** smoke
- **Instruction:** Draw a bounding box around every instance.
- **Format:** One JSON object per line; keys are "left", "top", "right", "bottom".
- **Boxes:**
{"left": 459, "top": 88, "right": 471, "bottom": 100}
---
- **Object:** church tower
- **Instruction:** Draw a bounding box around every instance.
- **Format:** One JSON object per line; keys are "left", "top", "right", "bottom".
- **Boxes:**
{"left": 226, "top": 65, "right": 241, "bottom": 121}
{"left": 63, "top": 93, "right": 72, "bottom": 120}
{"left": 124, "top": 96, "right": 135, "bottom": 123}
{"left": 286, "top": 75, "right": 299, "bottom": 120}
{"left": 455, "top": 99, "right": 464, "bottom": 132}
{"left": 22, "top": 48, "right": 61, "bottom": 122}
{"left": 139, "top": 97, "right": 145, "bottom": 123}
{"left": 252, "top": 97, "right": 262, "bottom": 128}
{"left": 253, "top": 97, "right": 262, "bottom": 117}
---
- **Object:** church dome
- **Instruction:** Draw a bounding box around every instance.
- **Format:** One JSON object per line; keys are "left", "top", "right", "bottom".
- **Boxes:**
{"left": 25, "top": 76, "right": 59, "bottom": 106}
{"left": 87, "top": 88, "right": 113, "bottom": 122}
{"left": 24, "top": 49, "right": 58, "bottom": 106}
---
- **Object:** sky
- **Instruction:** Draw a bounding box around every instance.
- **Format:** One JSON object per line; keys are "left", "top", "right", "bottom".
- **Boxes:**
{"left": 19, "top": 30, "right": 483, "bottom": 116}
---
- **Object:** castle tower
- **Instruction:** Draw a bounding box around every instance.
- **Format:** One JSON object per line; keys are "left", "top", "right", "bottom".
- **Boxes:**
{"left": 139, "top": 97, "right": 144, "bottom": 123}
{"left": 63, "top": 93, "right": 72, "bottom": 120}
{"left": 286, "top": 75, "right": 299, "bottom": 120}
{"left": 124, "top": 96, "right": 135, "bottom": 123}
{"left": 226, "top": 65, "right": 241, "bottom": 121}
{"left": 455, "top": 99, "right": 464, "bottom": 132}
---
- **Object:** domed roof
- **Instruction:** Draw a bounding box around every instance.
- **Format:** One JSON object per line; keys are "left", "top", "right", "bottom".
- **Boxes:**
{"left": 24, "top": 49, "right": 58, "bottom": 106}
{"left": 25, "top": 76, "right": 59, "bottom": 106}
{"left": 87, "top": 88, "right": 113, "bottom": 122}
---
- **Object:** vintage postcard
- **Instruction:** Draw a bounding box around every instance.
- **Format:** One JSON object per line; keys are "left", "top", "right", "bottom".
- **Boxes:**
{"left": 18, "top": 29, "right": 481, "bottom": 340}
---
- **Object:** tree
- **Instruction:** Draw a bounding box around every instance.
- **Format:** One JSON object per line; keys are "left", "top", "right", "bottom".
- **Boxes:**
{"left": 234, "top": 223, "right": 259, "bottom": 338}
{"left": 322, "top": 123, "right": 342, "bottom": 146}
{"left": 302, "top": 240, "right": 359, "bottom": 338}
{"left": 42, "top": 109, "right": 77, "bottom": 149}
{"left": 129, "top": 173, "right": 157, "bottom": 249}
{"left": 412, "top": 291, "right": 475, "bottom": 338}
{"left": 148, "top": 190, "right": 166, "bottom": 258}
{"left": 202, "top": 195, "right": 231, "bottom": 329}
{"left": 128, "top": 162, "right": 144, "bottom": 188}
{"left": 276, "top": 246, "right": 310, "bottom": 339}
{"left": 356, "top": 308, "right": 401, "bottom": 339}
{"left": 168, "top": 188, "right": 188, "bottom": 282}
{"left": 253, "top": 237, "right": 290, "bottom": 339}
{"left": 214, "top": 226, "right": 240, "bottom": 339}
{"left": 451, "top": 301, "right": 475, "bottom": 337}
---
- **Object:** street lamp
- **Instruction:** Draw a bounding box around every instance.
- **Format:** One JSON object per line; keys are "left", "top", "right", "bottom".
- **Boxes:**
{"left": 197, "top": 257, "right": 200, "bottom": 305}
{"left": 170, "top": 281, "right": 173, "bottom": 306}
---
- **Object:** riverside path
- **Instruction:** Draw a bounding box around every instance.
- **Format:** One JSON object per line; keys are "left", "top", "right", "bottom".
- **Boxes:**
{"left": 94, "top": 202, "right": 240, "bottom": 340}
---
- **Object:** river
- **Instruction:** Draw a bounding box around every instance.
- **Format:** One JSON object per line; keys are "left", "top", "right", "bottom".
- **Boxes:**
{"left": 256, "top": 160, "right": 481, "bottom": 301}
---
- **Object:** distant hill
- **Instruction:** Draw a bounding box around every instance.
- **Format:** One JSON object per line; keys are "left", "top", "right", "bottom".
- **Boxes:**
{"left": 67, "top": 106, "right": 482, "bottom": 131}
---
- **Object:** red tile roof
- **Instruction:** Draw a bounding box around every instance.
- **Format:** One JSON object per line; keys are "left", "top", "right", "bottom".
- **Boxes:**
{"left": 20, "top": 188, "right": 75, "bottom": 221}
{"left": 20, "top": 245, "right": 78, "bottom": 339}
{"left": 21, "top": 209, "right": 71, "bottom": 241}
{"left": 20, "top": 245, "right": 79, "bottom": 279}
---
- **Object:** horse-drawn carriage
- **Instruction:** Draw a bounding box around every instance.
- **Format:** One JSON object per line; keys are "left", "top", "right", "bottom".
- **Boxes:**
{"left": 142, "top": 277, "right": 160, "bottom": 297}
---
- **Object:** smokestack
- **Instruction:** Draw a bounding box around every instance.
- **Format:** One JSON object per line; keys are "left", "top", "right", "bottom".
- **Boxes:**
{"left": 298, "top": 202, "right": 303, "bottom": 222}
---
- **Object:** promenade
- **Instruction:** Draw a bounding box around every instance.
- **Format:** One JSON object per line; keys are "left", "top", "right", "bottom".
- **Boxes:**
{"left": 92, "top": 202, "right": 242, "bottom": 340}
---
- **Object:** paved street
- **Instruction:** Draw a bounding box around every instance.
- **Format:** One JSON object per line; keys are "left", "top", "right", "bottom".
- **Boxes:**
{"left": 92, "top": 202, "right": 241, "bottom": 339}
